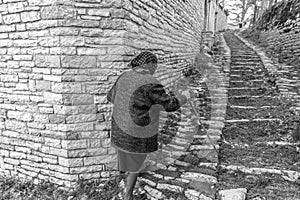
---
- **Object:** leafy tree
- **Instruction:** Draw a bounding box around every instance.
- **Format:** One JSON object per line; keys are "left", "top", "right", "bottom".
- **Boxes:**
{"left": 224, "top": 0, "right": 259, "bottom": 25}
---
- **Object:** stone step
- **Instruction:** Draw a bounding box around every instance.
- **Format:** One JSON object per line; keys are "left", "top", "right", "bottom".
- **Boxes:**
{"left": 220, "top": 165, "right": 300, "bottom": 182}
{"left": 229, "top": 80, "right": 263, "bottom": 88}
{"left": 225, "top": 118, "right": 281, "bottom": 123}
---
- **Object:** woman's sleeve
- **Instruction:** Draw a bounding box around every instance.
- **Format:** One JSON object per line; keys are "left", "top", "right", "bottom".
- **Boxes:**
{"left": 107, "top": 83, "right": 116, "bottom": 103}
{"left": 107, "top": 73, "right": 126, "bottom": 103}
{"left": 149, "top": 84, "right": 187, "bottom": 112}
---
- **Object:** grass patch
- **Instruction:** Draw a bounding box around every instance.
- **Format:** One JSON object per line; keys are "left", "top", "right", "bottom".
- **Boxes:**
{"left": 0, "top": 174, "right": 125, "bottom": 200}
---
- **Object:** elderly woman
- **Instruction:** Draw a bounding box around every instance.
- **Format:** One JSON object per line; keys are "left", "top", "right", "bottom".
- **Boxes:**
{"left": 107, "top": 51, "right": 189, "bottom": 200}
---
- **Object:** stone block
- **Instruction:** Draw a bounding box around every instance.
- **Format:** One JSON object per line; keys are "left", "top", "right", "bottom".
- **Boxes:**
{"left": 7, "top": 110, "right": 33, "bottom": 122}
{"left": 58, "top": 19, "right": 99, "bottom": 27}
{"left": 85, "top": 84, "right": 110, "bottom": 94}
{"left": 69, "top": 165, "right": 103, "bottom": 174}
{"left": 2, "top": 13, "right": 20, "bottom": 24}
{"left": 0, "top": 33, "right": 8, "bottom": 39}
{"left": 68, "top": 147, "right": 107, "bottom": 158}
{"left": 43, "top": 157, "right": 58, "bottom": 164}
{"left": 83, "top": 155, "right": 115, "bottom": 165}
{"left": 5, "top": 119, "right": 27, "bottom": 133}
{"left": 20, "top": 11, "right": 40, "bottom": 22}
{"left": 15, "top": 146, "right": 32, "bottom": 154}
{"left": 79, "top": 172, "right": 100, "bottom": 180}
{"left": 0, "top": 156, "right": 5, "bottom": 169}
{"left": 157, "top": 183, "right": 183, "bottom": 192}
{"left": 15, "top": 23, "right": 25, "bottom": 31}
{"left": 0, "top": 74, "right": 18, "bottom": 82}
{"left": 144, "top": 185, "right": 165, "bottom": 199}
{"left": 26, "top": 20, "right": 58, "bottom": 30}
{"left": 50, "top": 47, "right": 76, "bottom": 55}
{"left": 44, "top": 137, "right": 62, "bottom": 148}
{"left": 87, "top": 8, "right": 110, "bottom": 16}
{"left": 85, "top": 37, "right": 124, "bottom": 45}
{"left": 47, "top": 163, "right": 69, "bottom": 174}
{"left": 181, "top": 172, "right": 217, "bottom": 183}
{"left": 38, "top": 37, "right": 60, "bottom": 47}
{"left": 60, "top": 36, "right": 85, "bottom": 46}
{"left": 77, "top": 47, "right": 107, "bottom": 55}
{"left": 51, "top": 82, "right": 82, "bottom": 94}
{"left": 41, "top": 5, "right": 75, "bottom": 19}
{"left": 62, "top": 122, "right": 94, "bottom": 132}
{"left": 43, "top": 75, "right": 62, "bottom": 82}
{"left": 3, "top": 158, "right": 20, "bottom": 165}
{"left": 35, "top": 55, "right": 60, "bottom": 68}
{"left": 50, "top": 27, "right": 80, "bottom": 35}
{"left": 10, "top": 151, "right": 27, "bottom": 159}
{"left": 61, "top": 139, "right": 87, "bottom": 150}
{"left": 219, "top": 188, "right": 247, "bottom": 200}
{"left": 7, "top": 2, "right": 26, "bottom": 13}
{"left": 62, "top": 94, "right": 94, "bottom": 105}
{"left": 35, "top": 80, "right": 51, "bottom": 91}
{"left": 43, "top": 92, "right": 63, "bottom": 104}
{"left": 13, "top": 55, "right": 32, "bottom": 60}
{"left": 66, "top": 114, "right": 97, "bottom": 123}
{"left": 77, "top": 105, "right": 96, "bottom": 114}
{"left": 27, "top": 122, "right": 45, "bottom": 129}
{"left": 100, "top": 18, "right": 126, "bottom": 29}
{"left": 80, "top": 131, "right": 108, "bottom": 139}
{"left": 80, "top": 28, "right": 103, "bottom": 37}
{"left": 59, "top": 157, "right": 84, "bottom": 167}
{"left": 61, "top": 55, "right": 96, "bottom": 69}
{"left": 53, "top": 105, "right": 78, "bottom": 115}
{"left": 0, "top": 149, "right": 9, "bottom": 157}
{"left": 49, "top": 114, "right": 65, "bottom": 124}
{"left": 39, "top": 107, "right": 53, "bottom": 114}
{"left": 27, "top": 154, "right": 42, "bottom": 162}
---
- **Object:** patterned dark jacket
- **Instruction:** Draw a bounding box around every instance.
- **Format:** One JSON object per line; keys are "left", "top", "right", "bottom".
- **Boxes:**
{"left": 107, "top": 70, "right": 187, "bottom": 153}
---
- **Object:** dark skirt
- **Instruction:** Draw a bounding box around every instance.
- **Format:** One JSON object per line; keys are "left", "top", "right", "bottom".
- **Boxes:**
{"left": 117, "top": 149, "right": 148, "bottom": 173}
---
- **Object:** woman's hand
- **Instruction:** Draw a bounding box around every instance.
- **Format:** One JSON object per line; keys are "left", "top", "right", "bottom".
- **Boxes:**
{"left": 181, "top": 90, "right": 190, "bottom": 99}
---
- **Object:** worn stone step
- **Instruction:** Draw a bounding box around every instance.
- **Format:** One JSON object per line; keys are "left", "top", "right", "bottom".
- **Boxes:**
{"left": 228, "top": 88, "right": 268, "bottom": 96}
{"left": 226, "top": 106, "right": 280, "bottom": 120}
{"left": 229, "top": 80, "right": 263, "bottom": 88}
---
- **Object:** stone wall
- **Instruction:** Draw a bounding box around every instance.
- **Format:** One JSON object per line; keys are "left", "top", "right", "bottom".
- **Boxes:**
{"left": 0, "top": 0, "right": 227, "bottom": 186}
{"left": 216, "top": 4, "right": 227, "bottom": 32}
{"left": 256, "top": 28, "right": 300, "bottom": 65}
{"left": 205, "top": 0, "right": 227, "bottom": 33}
{"left": 244, "top": 0, "right": 300, "bottom": 65}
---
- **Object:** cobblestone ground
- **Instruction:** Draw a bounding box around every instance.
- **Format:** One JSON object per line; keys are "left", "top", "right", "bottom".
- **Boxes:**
{"left": 217, "top": 32, "right": 300, "bottom": 200}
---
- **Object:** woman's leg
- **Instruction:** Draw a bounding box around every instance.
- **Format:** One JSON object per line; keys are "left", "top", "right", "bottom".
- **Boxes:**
{"left": 124, "top": 172, "right": 139, "bottom": 200}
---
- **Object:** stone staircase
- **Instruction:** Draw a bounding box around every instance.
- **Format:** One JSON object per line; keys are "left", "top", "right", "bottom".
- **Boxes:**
{"left": 217, "top": 32, "right": 300, "bottom": 200}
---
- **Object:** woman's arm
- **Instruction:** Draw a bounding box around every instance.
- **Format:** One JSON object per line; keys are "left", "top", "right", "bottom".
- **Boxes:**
{"left": 149, "top": 84, "right": 187, "bottom": 112}
{"left": 107, "top": 83, "right": 116, "bottom": 103}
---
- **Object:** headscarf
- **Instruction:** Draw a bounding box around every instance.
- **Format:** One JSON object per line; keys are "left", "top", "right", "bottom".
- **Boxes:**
{"left": 130, "top": 51, "right": 158, "bottom": 69}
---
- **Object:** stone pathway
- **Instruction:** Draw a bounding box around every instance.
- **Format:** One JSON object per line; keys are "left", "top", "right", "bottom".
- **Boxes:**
{"left": 217, "top": 32, "right": 300, "bottom": 200}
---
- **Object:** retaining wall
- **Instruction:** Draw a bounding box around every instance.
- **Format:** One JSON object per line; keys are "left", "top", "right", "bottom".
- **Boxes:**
{"left": 245, "top": 0, "right": 300, "bottom": 65}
